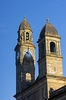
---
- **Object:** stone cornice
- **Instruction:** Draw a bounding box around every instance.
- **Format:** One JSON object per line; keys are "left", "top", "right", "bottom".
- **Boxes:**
{"left": 46, "top": 74, "right": 66, "bottom": 81}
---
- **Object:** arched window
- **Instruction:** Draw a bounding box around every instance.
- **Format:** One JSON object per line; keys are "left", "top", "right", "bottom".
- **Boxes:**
{"left": 26, "top": 32, "right": 29, "bottom": 40}
{"left": 26, "top": 73, "right": 31, "bottom": 82}
{"left": 50, "top": 42, "right": 56, "bottom": 52}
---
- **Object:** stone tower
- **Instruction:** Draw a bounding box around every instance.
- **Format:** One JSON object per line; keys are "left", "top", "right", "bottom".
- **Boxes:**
{"left": 37, "top": 18, "right": 63, "bottom": 78}
{"left": 37, "top": 18, "right": 65, "bottom": 97}
{"left": 14, "top": 18, "right": 66, "bottom": 100}
{"left": 15, "top": 16, "right": 36, "bottom": 94}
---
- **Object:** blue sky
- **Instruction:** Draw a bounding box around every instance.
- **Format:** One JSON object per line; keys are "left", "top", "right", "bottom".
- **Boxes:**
{"left": 0, "top": 0, "right": 66, "bottom": 100}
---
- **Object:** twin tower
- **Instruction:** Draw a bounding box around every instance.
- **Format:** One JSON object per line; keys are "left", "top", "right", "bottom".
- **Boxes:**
{"left": 14, "top": 17, "right": 65, "bottom": 99}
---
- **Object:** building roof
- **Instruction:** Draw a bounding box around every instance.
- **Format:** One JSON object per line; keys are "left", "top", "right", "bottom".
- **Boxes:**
{"left": 18, "top": 16, "right": 32, "bottom": 32}
{"left": 39, "top": 18, "right": 58, "bottom": 39}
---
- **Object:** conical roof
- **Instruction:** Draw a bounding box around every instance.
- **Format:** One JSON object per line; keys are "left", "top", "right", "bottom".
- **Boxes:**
{"left": 39, "top": 18, "right": 58, "bottom": 39}
{"left": 18, "top": 16, "right": 32, "bottom": 31}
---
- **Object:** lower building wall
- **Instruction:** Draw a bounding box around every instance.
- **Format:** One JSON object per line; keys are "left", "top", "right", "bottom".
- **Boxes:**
{"left": 15, "top": 76, "right": 66, "bottom": 100}
{"left": 47, "top": 76, "right": 66, "bottom": 97}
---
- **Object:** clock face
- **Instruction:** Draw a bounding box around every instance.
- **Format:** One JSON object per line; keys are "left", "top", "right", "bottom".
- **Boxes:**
{"left": 24, "top": 49, "right": 33, "bottom": 58}
{"left": 16, "top": 50, "right": 20, "bottom": 60}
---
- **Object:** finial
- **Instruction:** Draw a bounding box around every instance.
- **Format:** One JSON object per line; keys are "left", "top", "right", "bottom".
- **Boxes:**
{"left": 47, "top": 17, "right": 49, "bottom": 22}
{"left": 24, "top": 16, "right": 26, "bottom": 19}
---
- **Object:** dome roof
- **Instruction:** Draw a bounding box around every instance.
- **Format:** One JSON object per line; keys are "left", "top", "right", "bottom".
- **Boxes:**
{"left": 18, "top": 16, "right": 32, "bottom": 31}
{"left": 40, "top": 19, "right": 58, "bottom": 39}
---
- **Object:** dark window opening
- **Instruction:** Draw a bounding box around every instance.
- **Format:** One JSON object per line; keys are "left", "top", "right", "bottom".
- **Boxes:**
{"left": 26, "top": 32, "right": 29, "bottom": 40}
{"left": 50, "top": 42, "right": 56, "bottom": 52}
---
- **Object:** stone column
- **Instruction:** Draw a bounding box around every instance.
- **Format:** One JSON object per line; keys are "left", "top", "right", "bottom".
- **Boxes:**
{"left": 56, "top": 41, "right": 58, "bottom": 56}
{"left": 48, "top": 39, "right": 50, "bottom": 54}
{"left": 59, "top": 41, "right": 61, "bottom": 56}
{"left": 46, "top": 39, "right": 48, "bottom": 54}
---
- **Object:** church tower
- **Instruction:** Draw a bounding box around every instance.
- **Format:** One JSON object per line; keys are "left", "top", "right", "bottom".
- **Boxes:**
{"left": 37, "top": 18, "right": 63, "bottom": 78}
{"left": 15, "top": 16, "right": 36, "bottom": 94}
{"left": 14, "top": 18, "right": 66, "bottom": 100}
{"left": 37, "top": 18, "right": 65, "bottom": 97}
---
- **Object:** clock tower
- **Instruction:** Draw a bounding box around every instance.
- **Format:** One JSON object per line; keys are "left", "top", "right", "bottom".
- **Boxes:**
{"left": 15, "top": 16, "right": 36, "bottom": 94}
